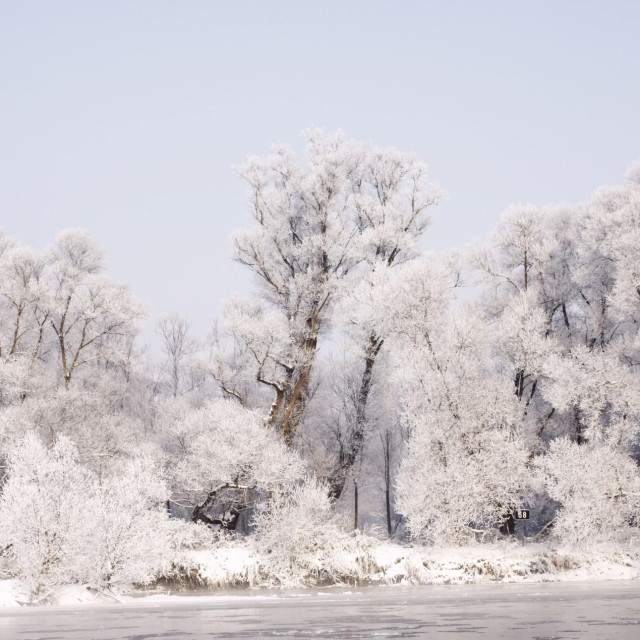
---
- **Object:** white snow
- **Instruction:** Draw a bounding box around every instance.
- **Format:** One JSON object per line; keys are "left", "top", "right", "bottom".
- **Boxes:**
{"left": 3, "top": 540, "right": 640, "bottom": 608}
{"left": 0, "top": 580, "right": 29, "bottom": 607}
{"left": 8, "top": 539, "right": 638, "bottom": 608}
{"left": 367, "top": 541, "right": 640, "bottom": 585}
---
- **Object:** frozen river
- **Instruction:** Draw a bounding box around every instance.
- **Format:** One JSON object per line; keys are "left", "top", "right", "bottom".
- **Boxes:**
{"left": 1, "top": 580, "right": 639, "bottom": 639}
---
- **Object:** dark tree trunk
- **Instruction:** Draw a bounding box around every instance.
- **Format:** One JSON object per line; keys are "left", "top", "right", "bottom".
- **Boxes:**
{"left": 328, "top": 333, "right": 384, "bottom": 500}
{"left": 500, "top": 513, "right": 515, "bottom": 536}
{"left": 280, "top": 315, "right": 320, "bottom": 447}
{"left": 382, "top": 428, "right": 393, "bottom": 536}
{"left": 561, "top": 302, "right": 571, "bottom": 333}
{"left": 191, "top": 485, "right": 252, "bottom": 531}
{"left": 385, "top": 480, "right": 392, "bottom": 537}
{"left": 514, "top": 369, "right": 525, "bottom": 400}
{"left": 574, "top": 405, "right": 584, "bottom": 445}
{"left": 353, "top": 477, "right": 359, "bottom": 531}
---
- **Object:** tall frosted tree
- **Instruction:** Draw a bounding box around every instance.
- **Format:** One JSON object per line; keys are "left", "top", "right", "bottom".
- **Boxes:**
{"left": 217, "top": 130, "right": 440, "bottom": 464}
{"left": 327, "top": 144, "right": 441, "bottom": 498}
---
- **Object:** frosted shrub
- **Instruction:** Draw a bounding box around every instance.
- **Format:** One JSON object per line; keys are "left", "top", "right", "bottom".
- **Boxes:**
{"left": 170, "top": 399, "right": 304, "bottom": 521}
{"left": 537, "top": 438, "right": 640, "bottom": 545}
{"left": 0, "top": 434, "right": 89, "bottom": 596}
{"left": 252, "top": 477, "right": 370, "bottom": 586}
{"left": 81, "top": 457, "right": 171, "bottom": 591}
{"left": 0, "top": 433, "right": 204, "bottom": 597}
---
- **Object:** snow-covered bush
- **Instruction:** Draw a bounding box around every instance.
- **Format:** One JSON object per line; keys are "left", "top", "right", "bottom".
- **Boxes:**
{"left": 0, "top": 434, "right": 89, "bottom": 596}
{"left": 170, "top": 399, "right": 305, "bottom": 522}
{"left": 0, "top": 433, "right": 210, "bottom": 598}
{"left": 81, "top": 456, "right": 171, "bottom": 591}
{"left": 252, "top": 477, "right": 376, "bottom": 586}
{"left": 537, "top": 438, "right": 640, "bottom": 545}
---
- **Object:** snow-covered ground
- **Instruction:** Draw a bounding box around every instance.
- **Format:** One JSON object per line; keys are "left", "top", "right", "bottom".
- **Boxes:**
{"left": 2, "top": 541, "right": 639, "bottom": 608}
{"left": 158, "top": 540, "right": 640, "bottom": 591}
{"left": 1, "top": 580, "right": 639, "bottom": 639}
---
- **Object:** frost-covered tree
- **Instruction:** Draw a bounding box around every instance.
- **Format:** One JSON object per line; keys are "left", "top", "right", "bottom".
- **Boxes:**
{"left": 48, "top": 230, "right": 145, "bottom": 389}
{"left": 157, "top": 314, "right": 200, "bottom": 398}
{"left": 474, "top": 206, "right": 576, "bottom": 422}
{"left": 327, "top": 145, "right": 441, "bottom": 498}
{"left": 396, "top": 306, "right": 528, "bottom": 545}
{"left": 0, "top": 242, "right": 50, "bottom": 406}
{"left": 541, "top": 345, "right": 640, "bottom": 450}
{"left": 227, "top": 131, "right": 361, "bottom": 445}
{"left": 0, "top": 244, "right": 49, "bottom": 361}
{"left": 471, "top": 162, "right": 640, "bottom": 537}
{"left": 217, "top": 130, "right": 440, "bottom": 456}
{"left": 474, "top": 167, "right": 640, "bottom": 450}
{"left": 212, "top": 296, "right": 296, "bottom": 412}
{"left": 0, "top": 230, "right": 152, "bottom": 480}
{"left": 0, "top": 368, "right": 150, "bottom": 474}
{"left": 383, "top": 258, "right": 529, "bottom": 544}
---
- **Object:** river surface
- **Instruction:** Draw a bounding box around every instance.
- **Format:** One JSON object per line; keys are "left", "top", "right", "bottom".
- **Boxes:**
{"left": 1, "top": 580, "right": 639, "bottom": 639}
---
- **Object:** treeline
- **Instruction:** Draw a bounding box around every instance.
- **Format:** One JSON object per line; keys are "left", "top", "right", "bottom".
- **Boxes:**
{"left": 1, "top": 131, "right": 639, "bottom": 596}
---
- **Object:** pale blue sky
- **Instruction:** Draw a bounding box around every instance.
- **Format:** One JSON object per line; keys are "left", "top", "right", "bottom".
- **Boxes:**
{"left": 2, "top": 1, "right": 639, "bottom": 342}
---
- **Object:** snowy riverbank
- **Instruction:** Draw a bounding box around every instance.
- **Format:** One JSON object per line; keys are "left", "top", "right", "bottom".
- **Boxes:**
{"left": 3, "top": 540, "right": 640, "bottom": 607}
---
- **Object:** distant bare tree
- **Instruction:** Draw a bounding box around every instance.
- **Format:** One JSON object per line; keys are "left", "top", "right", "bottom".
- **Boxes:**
{"left": 157, "top": 314, "right": 198, "bottom": 397}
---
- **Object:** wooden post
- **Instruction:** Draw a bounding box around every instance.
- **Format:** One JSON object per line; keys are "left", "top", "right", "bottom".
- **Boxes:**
{"left": 353, "top": 477, "right": 359, "bottom": 531}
